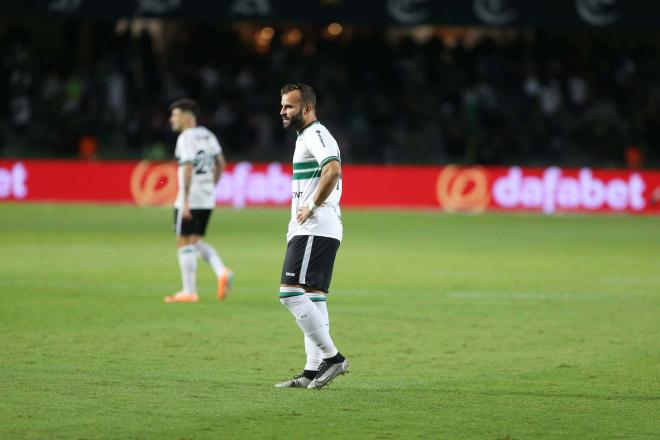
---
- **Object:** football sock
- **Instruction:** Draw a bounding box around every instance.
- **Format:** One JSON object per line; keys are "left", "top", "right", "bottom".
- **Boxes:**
{"left": 195, "top": 240, "right": 225, "bottom": 277}
{"left": 178, "top": 245, "right": 198, "bottom": 294}
{"left": 304, "top": 293, "right": 328, "bottom": 371}
{"left": 324, "top": 352, "right": 346, "bottom": 364}
{"left": 303, "top": 369, "right": 318, "bottom": 380}
{"left": 279, "top": 287, "right": 338, "bottom": 359}
{"left": 304, "top": 334, "right": 323, "bottom": 371}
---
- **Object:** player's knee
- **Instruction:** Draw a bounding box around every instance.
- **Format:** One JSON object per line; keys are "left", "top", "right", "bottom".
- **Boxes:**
{"left": 176, "top": 236, "right": 192, "bottom": 248}
{"left": 279, "top": 285, "right": 305, "bottom": 306}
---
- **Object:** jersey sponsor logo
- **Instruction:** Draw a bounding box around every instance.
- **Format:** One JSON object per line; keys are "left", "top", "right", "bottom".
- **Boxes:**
{"left": 286, "top": 272, "right": 296, "bottom": 277}
{"left": 436, "top": 165, "right": 490, "bottom": 213}
{"left": 0, "top": 162, "right": 28, "bottom": 199}
{"left": 130, "top": 161, "right": 178, "bottom": 206}
{"left": 315, "top": 130, "right": 327, "bottom": 148}
{"left": 292, "top": 191, "right": 303, "bottom": 199}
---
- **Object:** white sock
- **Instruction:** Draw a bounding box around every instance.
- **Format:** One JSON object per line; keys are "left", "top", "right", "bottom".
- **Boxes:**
{"left": 280, "top": 287, "right": 338, "bottom": 359}
{"left": 304, "top": 293, "right": 329, "bottom": 370}
{"left": 196, "top": 240, "right": 225, "bottom": 277}
{"left": 178, "top": 245, "right": 198, "bottom": 294}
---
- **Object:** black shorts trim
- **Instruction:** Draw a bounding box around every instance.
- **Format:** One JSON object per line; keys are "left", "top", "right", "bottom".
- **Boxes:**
{"left": 174, "top": 209, "right": 212, "bottom": 236}
{"left": 280, "top": 235, "right": 340, "bottom": 293}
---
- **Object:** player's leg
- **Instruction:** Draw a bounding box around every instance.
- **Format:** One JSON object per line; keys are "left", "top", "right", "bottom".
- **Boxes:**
{"left": 165, "top": 209, "right": 199, "bottom": 303}
{"left": 275, "top": 236, "right": 338, "bottom": 388}
{"left": 276, "top": 236, "right": 348, "bottom": 389}
{"left": 276, "top": 285, "right": 337, "bottom": 388}
{"left": 302, "top": 292, "right": 328, "bottom": 379}
{"left": 192, "top": 210, "right": 233, "bottom": 300}
{"left": 300, "top": 237, "right": 349, "bottom": 389}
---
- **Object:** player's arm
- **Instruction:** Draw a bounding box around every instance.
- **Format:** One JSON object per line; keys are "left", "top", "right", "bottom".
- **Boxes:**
{"left": 213, "top": 153, "right": 226, "bottom": 185}
{"left": 297, "top": 159, "right": 341, "bottom": 224}
{"left": 182, "top": 162, "right": 193, "bottom": 219}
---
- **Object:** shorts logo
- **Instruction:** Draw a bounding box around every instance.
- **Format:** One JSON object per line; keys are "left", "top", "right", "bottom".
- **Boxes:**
{"left": 436, "top": 165, "right": 490, "bottom": 213}
{"left": 286, "top": 272, "right": 296, "bottom": 277}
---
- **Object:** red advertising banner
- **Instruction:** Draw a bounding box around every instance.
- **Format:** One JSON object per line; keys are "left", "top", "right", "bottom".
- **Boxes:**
{"left": 1, "top": 160, "right": 659, "bottom": 214}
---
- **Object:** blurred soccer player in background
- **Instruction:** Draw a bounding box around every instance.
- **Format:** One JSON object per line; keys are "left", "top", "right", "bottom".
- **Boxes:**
{"left": 275, "top": 84, "right": 349, "bottom": 389}
{"left": 164, "top": 99, "right": 233, "bottom": 303}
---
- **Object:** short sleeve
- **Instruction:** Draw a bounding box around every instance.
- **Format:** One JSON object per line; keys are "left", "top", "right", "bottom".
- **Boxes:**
{"left": 176, "top": 133, "right": 195, "bottom": 164}
{"left": 304, "top": 127, "right": 340, "bottom": 168}
{"left": 210, "top": 133, "right": 223, "bottom": 156}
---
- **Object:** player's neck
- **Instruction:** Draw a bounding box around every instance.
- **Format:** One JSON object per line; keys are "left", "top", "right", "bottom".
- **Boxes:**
{"left": 296, "top": 119, "right": 318, "bottom": 135}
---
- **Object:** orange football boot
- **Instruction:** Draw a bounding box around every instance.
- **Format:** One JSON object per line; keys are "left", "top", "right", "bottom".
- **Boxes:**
{"left": 164, "top": 292, "right": 199, "bottom": 303}
{"left": 217, "top": 269, "right": 234, "bottom": 301}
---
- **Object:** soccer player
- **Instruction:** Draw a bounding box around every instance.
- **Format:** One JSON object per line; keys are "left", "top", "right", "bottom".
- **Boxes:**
{"left": 164, "top": 99, "right": 233, "bottom": 303}
{"left": 275, "top": 84, "right": 349, "bottom": 389}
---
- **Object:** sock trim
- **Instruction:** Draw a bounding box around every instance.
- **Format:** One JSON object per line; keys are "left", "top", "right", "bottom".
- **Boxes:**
{"left": 303, "top": 369, "right": 318, "bottom": 380}
{"left": 279, "top": 291, "right": 305, "bottom": 298}
{"left": 279, "top": 286, "right": 305, "bottom": 299}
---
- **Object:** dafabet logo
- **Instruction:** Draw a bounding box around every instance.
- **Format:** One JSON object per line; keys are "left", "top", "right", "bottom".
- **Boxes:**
{"left": 130, "top": 161, "right": 178, "bottom": 206}
{"left": 493, "top": 167, "right": 645, "bottom": 213}
{"left": 436, "top": 165, "right": 490, "bottom": 213}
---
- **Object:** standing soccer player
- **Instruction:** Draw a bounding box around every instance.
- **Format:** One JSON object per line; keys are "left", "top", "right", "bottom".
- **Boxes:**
{"left": 275, "top": 84, "right": 349, "bottom": 389}
{"left": 164, "top": 99, "right": 233, "bottom": 303}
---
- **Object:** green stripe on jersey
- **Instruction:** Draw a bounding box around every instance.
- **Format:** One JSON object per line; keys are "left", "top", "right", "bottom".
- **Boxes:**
{"left": 319, "top": 156, "right": 340, "bottom": 167}
{"left": 292, "top": 169, "right": 321, "bottom": 180}
{"left": 293, "top": 160, "right": 319, "bottom": 170}
{"left": 308, "top": 296, "right": 327, "bottom": 302}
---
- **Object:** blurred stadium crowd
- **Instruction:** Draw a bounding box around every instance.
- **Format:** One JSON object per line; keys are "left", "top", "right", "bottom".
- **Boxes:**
{"left": 1, "top": 19, "right": 659, "bottom": 167}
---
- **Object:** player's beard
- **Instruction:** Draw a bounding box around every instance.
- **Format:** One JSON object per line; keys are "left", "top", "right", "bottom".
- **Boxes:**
{"left": 283, "top": 111, "right": 305, "bottom": 132}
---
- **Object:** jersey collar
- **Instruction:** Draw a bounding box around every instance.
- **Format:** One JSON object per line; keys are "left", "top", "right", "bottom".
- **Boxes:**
{"left": 297, "top": 120, "right": 320, "bottom": 136}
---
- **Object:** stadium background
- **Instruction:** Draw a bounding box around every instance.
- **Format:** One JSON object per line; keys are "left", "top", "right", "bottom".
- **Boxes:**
{"left": 2, "top": 0, "right": 660, "bottom": 214}
{"left": 2, "top": 0, "right": 660, "bottom": 168}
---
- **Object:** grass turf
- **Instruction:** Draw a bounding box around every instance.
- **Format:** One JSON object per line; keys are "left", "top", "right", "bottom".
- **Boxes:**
{"left": 0, "top": 204, "right": 658, "bottom": 439}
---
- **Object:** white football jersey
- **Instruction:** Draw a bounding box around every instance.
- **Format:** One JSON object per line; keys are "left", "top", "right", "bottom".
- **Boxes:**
{"left": 288, "top": 121, "right": 343, "bottom": 242}
{"left": 174, "top": 126, "right": 222, "bottom": 209}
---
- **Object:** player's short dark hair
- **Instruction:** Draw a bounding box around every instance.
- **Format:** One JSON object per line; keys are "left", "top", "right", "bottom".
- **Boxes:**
{"left": 169, "top": 99, "right": 199, "bottom": 117}
{"left": 280, "top": 83, "right": 316, "bottom": 108}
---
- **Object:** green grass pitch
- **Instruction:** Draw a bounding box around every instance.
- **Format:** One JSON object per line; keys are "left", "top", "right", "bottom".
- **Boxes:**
{"left": 0, "top": 203, "right": 658, "bottom": 439}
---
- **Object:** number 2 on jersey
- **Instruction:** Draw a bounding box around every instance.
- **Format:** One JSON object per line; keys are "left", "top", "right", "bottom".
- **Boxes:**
{"left": 193, "top": 150, "right": 212, "bottom": 175}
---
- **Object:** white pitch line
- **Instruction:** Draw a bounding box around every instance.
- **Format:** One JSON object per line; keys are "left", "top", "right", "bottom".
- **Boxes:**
{"left": 330, "top": 288, "right": 638, "bottom": 301}
{"left": 0, "top": 280, "right": 645, "bottom": 301}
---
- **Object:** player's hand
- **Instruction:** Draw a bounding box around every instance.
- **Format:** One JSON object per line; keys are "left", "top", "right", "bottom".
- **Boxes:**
{"left": 182, "top": 203, "right": 192, "bottom": 220}
{"left": 296, "top": 207, "right": 313, "bottom": 224}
